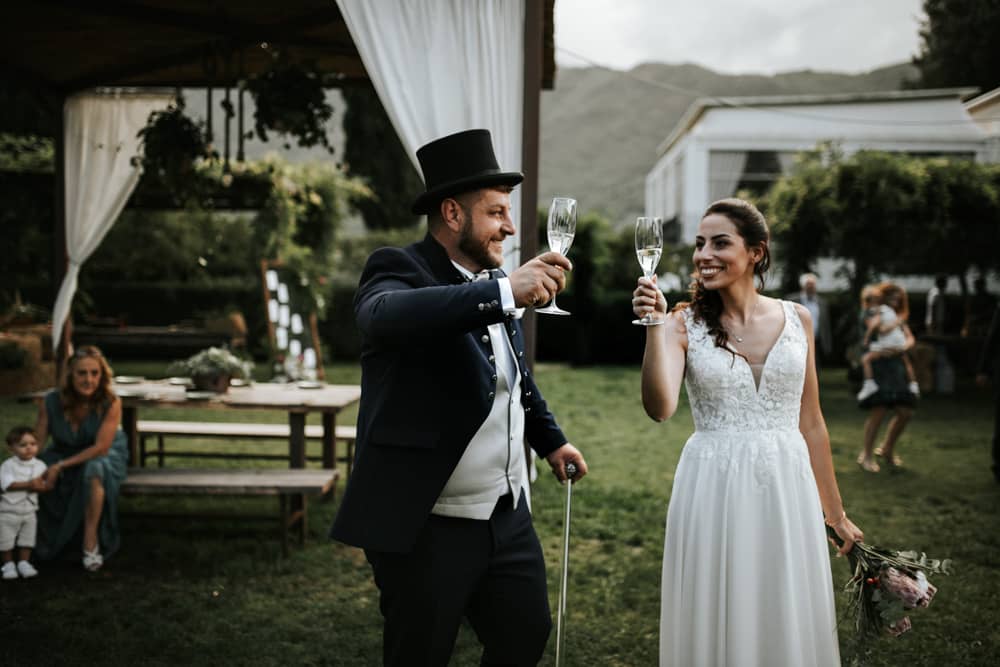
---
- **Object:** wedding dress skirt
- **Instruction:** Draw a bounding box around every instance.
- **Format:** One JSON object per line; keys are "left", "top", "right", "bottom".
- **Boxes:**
{"left": 660, "top": 302, "right": 840, "bottom": 666}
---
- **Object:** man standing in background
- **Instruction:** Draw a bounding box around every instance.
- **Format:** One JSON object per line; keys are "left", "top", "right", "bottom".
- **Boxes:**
{"left": 926, "top": 274, "right": 954, "bottom": 393}
{"left": 788, "top": 273, "right": 832, "bottom": 363}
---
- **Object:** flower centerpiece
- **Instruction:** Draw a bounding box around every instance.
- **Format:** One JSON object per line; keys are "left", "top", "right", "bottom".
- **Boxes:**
{"left": 167, "top": 347, "right": 253, "bottom": 393}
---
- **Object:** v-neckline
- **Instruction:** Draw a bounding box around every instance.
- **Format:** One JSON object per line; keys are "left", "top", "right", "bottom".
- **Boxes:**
{"left": 728, "top": 301, "right": 789, "bottom": 394}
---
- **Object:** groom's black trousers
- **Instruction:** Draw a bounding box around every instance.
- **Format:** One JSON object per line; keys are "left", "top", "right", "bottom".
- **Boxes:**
{"left": 364, "top": 491, "right": 552, "bottom": 666}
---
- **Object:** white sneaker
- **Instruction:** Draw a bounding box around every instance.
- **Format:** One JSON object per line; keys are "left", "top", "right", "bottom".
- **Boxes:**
{"left": 16, "top": 560, "right": 38, "bottom": 578}
{"left": 908, "top": 381, "right": 920, "bottom": 397}
{"left": 82, "top": 547, "right": 103, "bottom": 572}
{"left": 1, "top": 562, "right": 16, "bottom": 580}
{"left": 857, "top": 379, "right": 879, "bottom": 401}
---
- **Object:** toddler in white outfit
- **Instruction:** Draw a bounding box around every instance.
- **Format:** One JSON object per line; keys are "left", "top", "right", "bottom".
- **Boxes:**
{"left": 867, "top": 304, "right": 908, "bottom": 353}
{"left": 1, "top": 426, "right": 48, "bottom": 580}
{"left": 857, "top": 286, "right": 920, "bottom": 402}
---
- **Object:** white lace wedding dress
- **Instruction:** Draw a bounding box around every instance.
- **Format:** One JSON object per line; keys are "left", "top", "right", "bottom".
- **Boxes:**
{"left": 660, "top": 301, "right": 840, "bottom": 666}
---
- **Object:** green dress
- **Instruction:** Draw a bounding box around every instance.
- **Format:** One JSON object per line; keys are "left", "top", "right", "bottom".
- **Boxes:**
{"left": 37, "top": 390, "right": 129, "bottom": 561}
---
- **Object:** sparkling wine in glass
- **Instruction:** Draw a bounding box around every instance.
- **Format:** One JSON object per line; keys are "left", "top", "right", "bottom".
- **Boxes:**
{"left": 536, "top": 197, "right": 577, "bottom": 316}
{"left": 632, "top": 216, "right": 665, "bottom": 326}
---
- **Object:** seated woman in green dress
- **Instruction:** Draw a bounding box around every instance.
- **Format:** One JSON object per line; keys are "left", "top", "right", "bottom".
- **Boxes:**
{"left": 35, "top": 346, "right": 128, "bottom": 571}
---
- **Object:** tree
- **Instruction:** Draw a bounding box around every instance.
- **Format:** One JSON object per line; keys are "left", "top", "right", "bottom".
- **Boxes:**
{"left": 766, "top": 146, "right": 842, "bottom": 293}
{"left": 912, "top": 0, "right": 1000, "bottom": 92}
{"left": 341, "top": 84, "right": 424, "bottom": 230}
{"left": 768, "top": 148, "right": 1000, "bottom": 299}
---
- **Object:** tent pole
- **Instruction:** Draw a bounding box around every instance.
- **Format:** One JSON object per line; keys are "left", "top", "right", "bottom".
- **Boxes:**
{"left": 520, "top": 0, "right": 543, "bottom": 371}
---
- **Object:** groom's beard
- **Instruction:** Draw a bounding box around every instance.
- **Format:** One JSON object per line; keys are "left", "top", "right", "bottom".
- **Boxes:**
{"left": 457, "top": 213, "right": 503, "bottom": 270}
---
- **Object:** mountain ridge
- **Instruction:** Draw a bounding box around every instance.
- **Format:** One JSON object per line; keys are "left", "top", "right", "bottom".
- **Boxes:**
{"left": 538, "top": 61, "right": 919, "bottom": 226}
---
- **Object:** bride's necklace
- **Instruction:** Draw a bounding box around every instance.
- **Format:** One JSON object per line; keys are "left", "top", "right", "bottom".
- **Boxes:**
{"left": 728, "top": 296, "right": 760, "bottom": 344}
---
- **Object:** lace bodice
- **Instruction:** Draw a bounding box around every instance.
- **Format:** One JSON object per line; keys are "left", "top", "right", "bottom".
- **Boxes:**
{"left": 683, "top": 300, "right": 807, "bottom": 433}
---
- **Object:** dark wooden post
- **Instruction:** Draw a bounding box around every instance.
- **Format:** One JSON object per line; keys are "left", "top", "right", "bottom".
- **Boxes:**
{"left": 53, "top": 95, "right": 70, "bottom": 382}
{"left": 520, "top": 0, "right": 544, "bottom": 370}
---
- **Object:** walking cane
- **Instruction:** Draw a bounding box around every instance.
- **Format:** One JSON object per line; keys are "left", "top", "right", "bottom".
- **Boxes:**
{"left": 555, "top": 461, "right": 577, "bottom": 667}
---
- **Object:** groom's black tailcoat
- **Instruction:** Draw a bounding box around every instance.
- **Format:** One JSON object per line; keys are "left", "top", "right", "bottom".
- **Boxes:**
{"left": 330, "top": 234, "right": 567, "bottom": 554}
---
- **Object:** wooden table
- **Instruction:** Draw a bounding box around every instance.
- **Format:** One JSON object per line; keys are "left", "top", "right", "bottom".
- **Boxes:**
{"left": 112, "top": 380, "right": 362, "bottom": 470}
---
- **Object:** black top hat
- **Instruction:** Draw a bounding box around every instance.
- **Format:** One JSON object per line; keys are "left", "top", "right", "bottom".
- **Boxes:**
{"left": 411, "top": 129, "right": 523, "bottom": 215}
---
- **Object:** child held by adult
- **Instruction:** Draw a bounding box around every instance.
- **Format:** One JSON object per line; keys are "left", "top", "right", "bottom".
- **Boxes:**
{"left": 1, "top": 426, "right": 48, "bottom": 580}
{"left": 857, "top": 283, "right": 920, "bottom": 401}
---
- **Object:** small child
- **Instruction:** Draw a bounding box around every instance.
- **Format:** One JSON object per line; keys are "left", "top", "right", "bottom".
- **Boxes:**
{"left": 857, "top": 285, "right": 920, "bottom": 401}
{"left": 1, "top": 426, "right": 48, "bottom": 580}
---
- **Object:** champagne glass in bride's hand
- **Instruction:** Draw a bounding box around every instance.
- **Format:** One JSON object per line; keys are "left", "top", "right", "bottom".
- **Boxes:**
{"left": 536, "top": 196, "right": 577, "bottom": 316}
{"left": 632, "top": 216, "right": 664, "bottom": 326}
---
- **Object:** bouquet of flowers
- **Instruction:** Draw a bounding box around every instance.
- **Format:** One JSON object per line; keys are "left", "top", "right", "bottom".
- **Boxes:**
{"left": 829, "top": 526, "right": 950, "bottom": 649}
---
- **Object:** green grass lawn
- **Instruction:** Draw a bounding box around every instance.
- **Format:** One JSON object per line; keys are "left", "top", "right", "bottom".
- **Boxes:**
{"left": 1, "top": 363, "right": 997, "bottom": 666}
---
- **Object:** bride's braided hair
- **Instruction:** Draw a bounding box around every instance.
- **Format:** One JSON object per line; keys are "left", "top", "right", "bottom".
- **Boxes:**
{"left": 673, "top": 198, "right": 771, "bottom": 357}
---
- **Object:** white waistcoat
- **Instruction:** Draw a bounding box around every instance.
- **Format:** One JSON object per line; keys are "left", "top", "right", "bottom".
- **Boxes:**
{"left": 432, "top": 319, "right": 528, "bottom": 520}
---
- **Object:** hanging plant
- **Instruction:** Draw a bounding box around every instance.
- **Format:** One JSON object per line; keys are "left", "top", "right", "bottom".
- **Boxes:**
{"left": 135, "top": 95, "right": 215, "bottom": 198}
{"left": 244, "top": 55, "right": 334, "bottom": 153}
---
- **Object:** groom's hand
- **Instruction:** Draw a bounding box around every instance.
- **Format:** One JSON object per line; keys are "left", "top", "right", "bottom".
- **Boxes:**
{"left": 509, "top": 252, "right": 572, "bottom": 308}
{"left": 546, "top": 443, "right": 587, "bottom": 483}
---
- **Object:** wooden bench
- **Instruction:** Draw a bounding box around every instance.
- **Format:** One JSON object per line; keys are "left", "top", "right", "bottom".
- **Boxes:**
{"left": 137, "top": 420, "right": 356, "bottom": 473}
{"left": 121, "top": 468, "right": 339, "bottom": 556}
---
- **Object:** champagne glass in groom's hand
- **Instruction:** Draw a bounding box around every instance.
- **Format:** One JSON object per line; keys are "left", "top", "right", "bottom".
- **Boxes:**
{"left": 536, "top": 197, "right": 577, "bottom": 316}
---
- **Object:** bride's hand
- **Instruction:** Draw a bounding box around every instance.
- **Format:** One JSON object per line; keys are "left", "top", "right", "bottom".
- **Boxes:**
{"left": 633, "top": 277, "right": 667, "bottom": 320}
{"left": 829, "top": 516, "right": 863, "bottom": 556}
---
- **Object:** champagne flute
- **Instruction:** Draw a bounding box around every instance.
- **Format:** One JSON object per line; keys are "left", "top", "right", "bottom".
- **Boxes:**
{"left": 536, "top": 196, "right": 577, "bottom": 316}
{"left": 632, "top": 216, "right": 664, "bottom": 326}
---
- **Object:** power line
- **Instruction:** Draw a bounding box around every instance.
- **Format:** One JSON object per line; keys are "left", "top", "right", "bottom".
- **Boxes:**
{"left": 556, "top": 47, "right": 1000, "bottom": 128}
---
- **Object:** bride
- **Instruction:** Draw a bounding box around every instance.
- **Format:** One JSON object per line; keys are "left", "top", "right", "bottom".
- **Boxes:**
{"left": 632, "top": 198, "right": 863, "bottom": 666}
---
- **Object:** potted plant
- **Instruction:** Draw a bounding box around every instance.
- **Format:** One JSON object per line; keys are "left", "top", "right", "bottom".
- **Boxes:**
{"left": 244, "top": 55, "right": 334, "bottom": 152}
{"left": 135, "top": 95, "right": 215, "bottom": 200}
{"left": 167, "top": 347, "right": 253, "bottom": 393}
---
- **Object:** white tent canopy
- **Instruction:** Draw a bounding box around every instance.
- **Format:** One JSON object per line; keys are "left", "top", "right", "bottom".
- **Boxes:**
{"left": 52, "top": 1, "right": 539, "bottom": 350}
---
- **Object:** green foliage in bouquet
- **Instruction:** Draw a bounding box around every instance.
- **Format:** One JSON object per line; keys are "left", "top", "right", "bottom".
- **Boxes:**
{"left": 828, "top": 526, "right": 952, "bottom": 663}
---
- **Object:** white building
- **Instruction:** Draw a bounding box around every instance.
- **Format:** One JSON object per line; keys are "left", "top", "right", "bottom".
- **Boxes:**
{"left": 646, "top": 88, "right": 988, "bottom": 243}
{"left": 965, "top": 86, "right": 1000, "bottom": 164}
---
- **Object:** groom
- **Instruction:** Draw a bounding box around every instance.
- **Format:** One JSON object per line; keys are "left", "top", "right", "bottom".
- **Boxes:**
{"left": 331, "top": 129, "right": 588, "bottom": 666}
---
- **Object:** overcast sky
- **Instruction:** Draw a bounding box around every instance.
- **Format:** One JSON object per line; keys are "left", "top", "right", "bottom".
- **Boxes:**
{"left": 555, "top": 0, "right": 926, "bottom": 75}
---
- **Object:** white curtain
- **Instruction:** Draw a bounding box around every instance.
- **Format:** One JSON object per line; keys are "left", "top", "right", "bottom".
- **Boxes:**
{"left": 708, "top": 150, "right": 749, "bottom": 202}
{"left": 52, "top": 90, "right": 173, "bottom": 350}
{"left": 335, "top": 0, "right": 525, "bottom": 269}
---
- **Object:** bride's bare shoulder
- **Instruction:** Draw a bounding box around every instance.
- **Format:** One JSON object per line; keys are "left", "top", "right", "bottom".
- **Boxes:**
{"left": 664, "top": 308, "right": 690, "bottom": 346}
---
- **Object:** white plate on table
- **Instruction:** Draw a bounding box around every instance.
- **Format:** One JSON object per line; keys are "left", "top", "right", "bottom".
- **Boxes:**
{"left": 114, "top": 376, "right": 144, "bottom": 384}
{"left": 168, "top": 377, "right": 192, "bottom": 386}
{"left": 296, "top": 381, "right": 324, "bottom": 390}
{"left": 184, "top": 391, "right": 217, "bottom": 400}
{"left": 115, "top": 388, "right": 147, "bottom": 398}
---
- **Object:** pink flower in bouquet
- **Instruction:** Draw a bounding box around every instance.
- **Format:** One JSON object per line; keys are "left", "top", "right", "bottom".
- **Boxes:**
{"left": 881, "top": 566, "right": 937, "bottom": 609}
{"left": 885, "top": 615, "right": 912, "bottom": 637}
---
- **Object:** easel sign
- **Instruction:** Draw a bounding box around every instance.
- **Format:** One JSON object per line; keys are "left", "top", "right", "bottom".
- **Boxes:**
{"left": 260, "top": 260, "right": 325, "bottom": 381}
